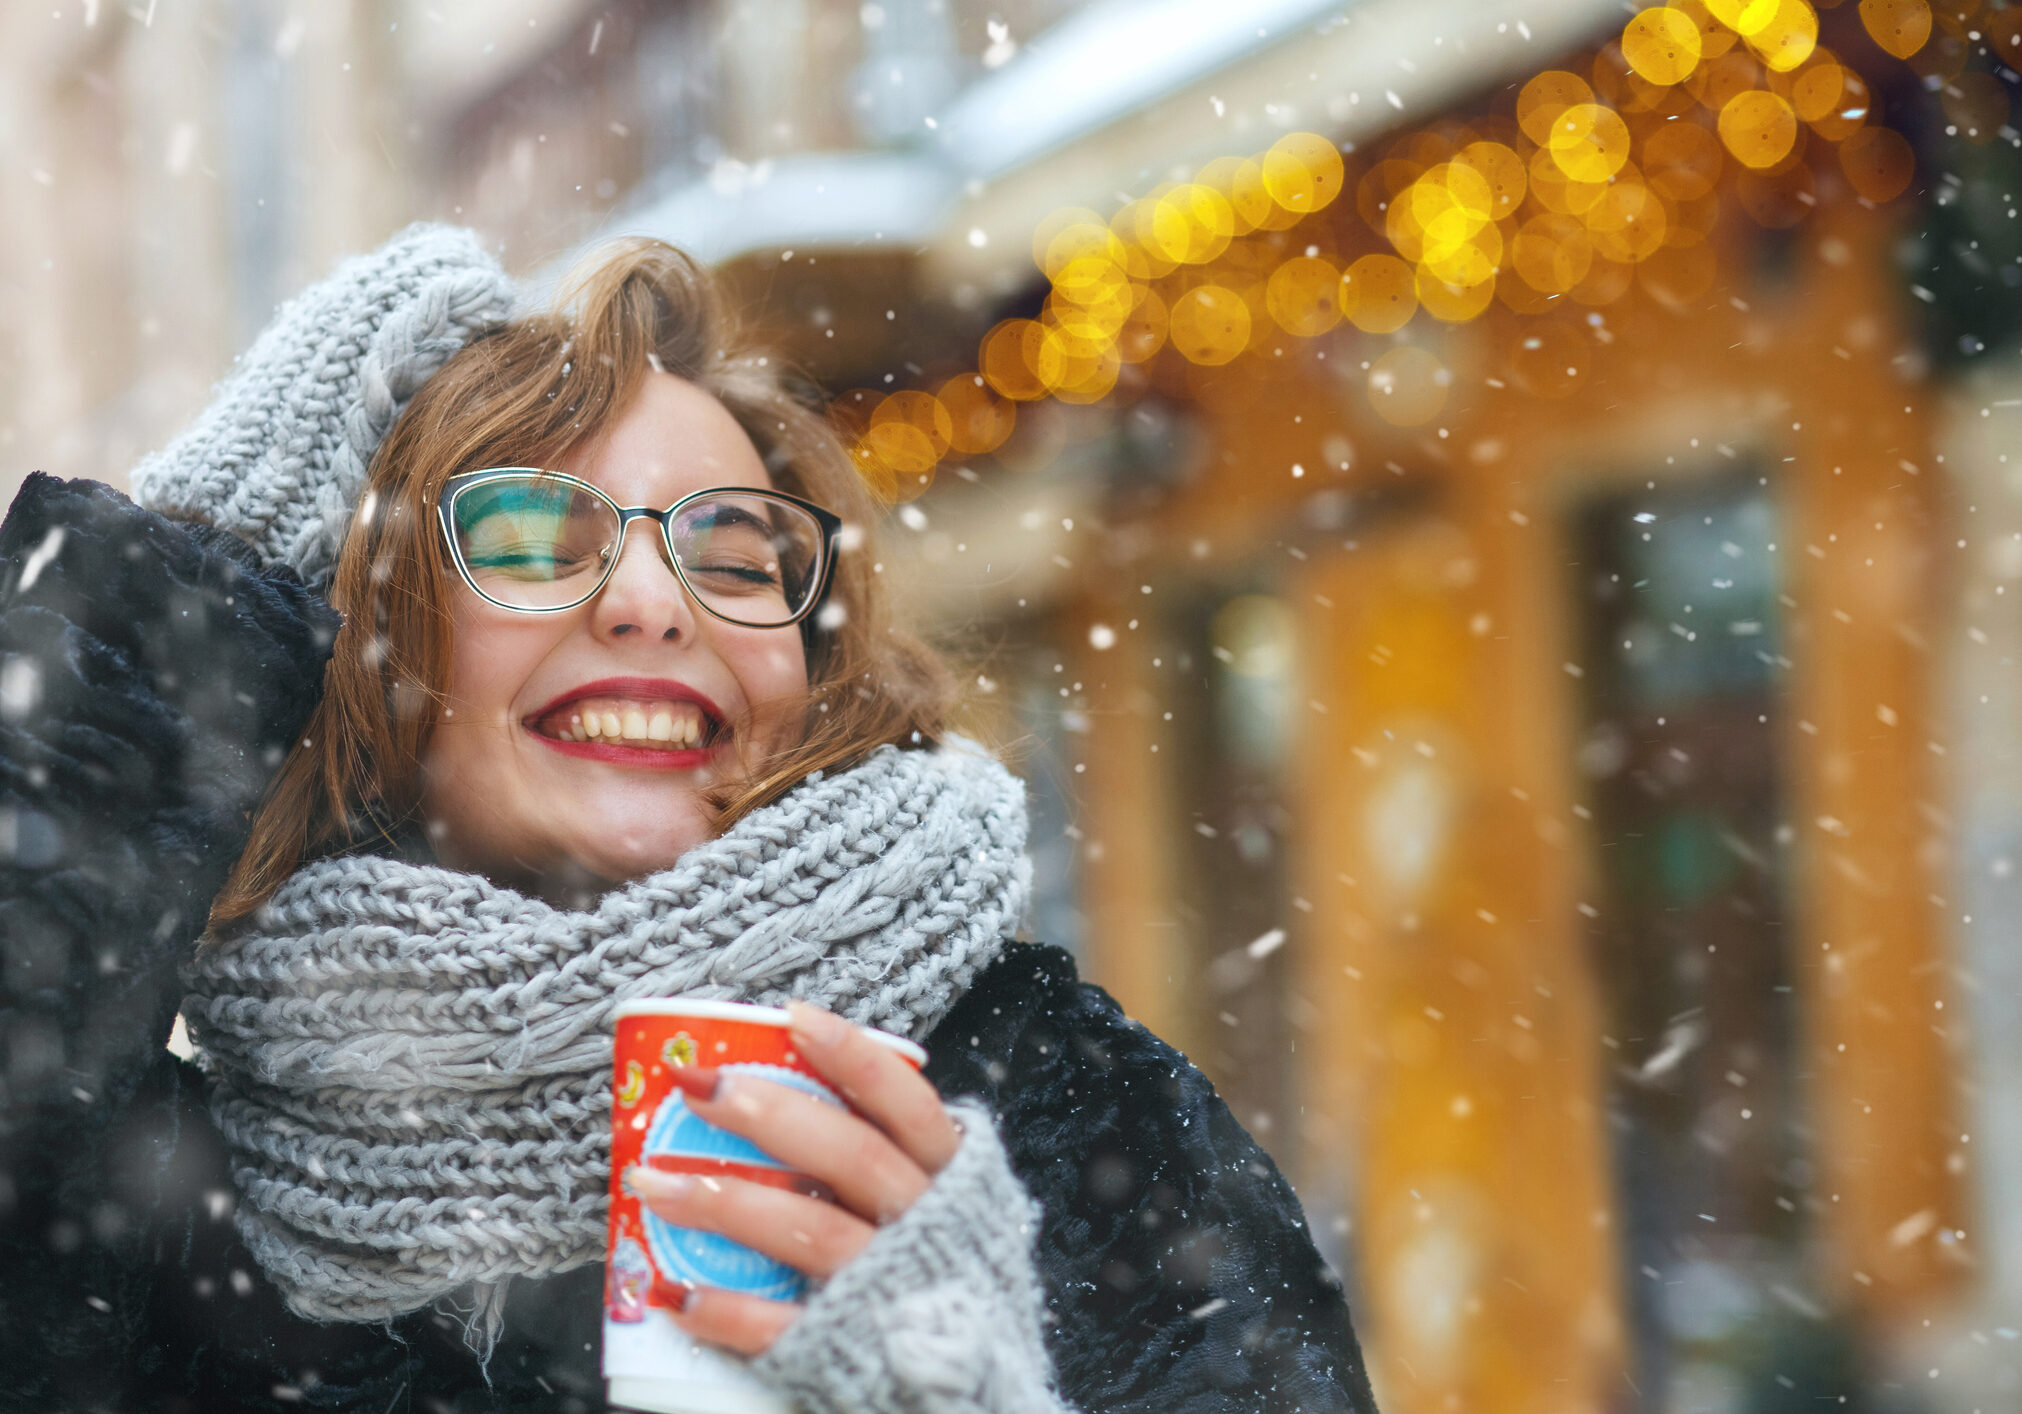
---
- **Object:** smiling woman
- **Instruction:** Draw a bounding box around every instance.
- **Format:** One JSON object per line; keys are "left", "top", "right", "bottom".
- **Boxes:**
{"left": 211, "top": 238, "right": 951, "bottom": 914}
{"left": 0, "top": 226, "right": 1378, "bottom": 1414}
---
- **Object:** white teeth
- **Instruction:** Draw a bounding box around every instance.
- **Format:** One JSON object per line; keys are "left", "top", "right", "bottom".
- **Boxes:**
{"left": 547, "top": 699, "right": 714, "bottom": 747}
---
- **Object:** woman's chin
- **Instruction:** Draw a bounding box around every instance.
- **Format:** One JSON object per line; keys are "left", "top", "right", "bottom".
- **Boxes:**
{"left": 550, "top": 817, "right": 711, "bottom": 889}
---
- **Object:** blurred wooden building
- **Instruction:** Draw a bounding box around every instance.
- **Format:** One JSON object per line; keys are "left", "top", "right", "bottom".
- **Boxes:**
{"left": 647, "top": 4, "right": 1989, "bottom": 1411}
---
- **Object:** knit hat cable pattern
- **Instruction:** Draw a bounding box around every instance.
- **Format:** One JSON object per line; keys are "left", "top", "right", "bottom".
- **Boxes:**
{"left": 179, "top": 741, "right": 1030, "bottom": 1326}
{"left": 131, "top": 223, "right": 515, "bottom": 587}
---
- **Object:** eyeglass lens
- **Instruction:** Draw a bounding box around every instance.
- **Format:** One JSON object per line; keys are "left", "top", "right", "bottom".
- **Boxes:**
{"left": 450, "top": 477, "right": 823, "bottom": 625}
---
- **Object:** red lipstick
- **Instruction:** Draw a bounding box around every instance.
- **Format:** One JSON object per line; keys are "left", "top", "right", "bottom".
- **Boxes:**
{"left": 523, "top": 677, "right": 726, "bottom": 770}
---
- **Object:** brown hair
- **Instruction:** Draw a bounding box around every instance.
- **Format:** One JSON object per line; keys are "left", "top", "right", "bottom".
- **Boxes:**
{"left": 210, "top": 238, "right": 956, "bottom": 925}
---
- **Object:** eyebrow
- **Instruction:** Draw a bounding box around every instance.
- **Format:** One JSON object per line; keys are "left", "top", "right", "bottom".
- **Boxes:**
{"left": 675, "top": 502, "right": 772, "bottom": 532}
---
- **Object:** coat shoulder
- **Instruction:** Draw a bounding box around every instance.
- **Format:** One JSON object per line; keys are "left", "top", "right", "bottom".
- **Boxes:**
{"left": 925, "top": 945, "right": 1378, "bottom": 1413}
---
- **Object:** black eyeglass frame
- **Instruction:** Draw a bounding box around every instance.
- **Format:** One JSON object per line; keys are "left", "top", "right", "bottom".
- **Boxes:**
{"left": 437, "top": 467, "right": 844, "bottom": 628}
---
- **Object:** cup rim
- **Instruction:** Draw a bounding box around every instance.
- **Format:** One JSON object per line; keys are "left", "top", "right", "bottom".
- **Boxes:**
{"left": 613, "top": 998, "right": 927, "bottom": 1066}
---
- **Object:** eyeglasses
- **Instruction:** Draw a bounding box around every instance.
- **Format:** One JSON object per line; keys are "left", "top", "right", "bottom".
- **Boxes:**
{"left": 437, "top": 468, "right": 842, "bottom": 628}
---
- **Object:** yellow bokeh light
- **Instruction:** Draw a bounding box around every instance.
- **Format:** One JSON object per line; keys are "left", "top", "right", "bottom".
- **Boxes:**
{"left": 1689, "top": 50, "right": 1767, "bottom": 112}
{"left": 1788, "top": 54, "right": 1847, "bottom": 123}
{"left": 1047, "top": 344, "right": 1123, "bottom": 405}
{"left": 1623, "top": 7, "right": 1705, "bottom": 85}
{"left": 1745, "top": 0, "right": 1819, "bottom": 73}
{"left": 1840, "top": 124, "right": 1916, "bottom": 201}
{"left": 1809, "top": 68, "right": 1873, "bottom": 141}
{"left": 1706, "top": 0, "right": 1782, "bottom": 36}
{"left": 1529, "top": 144, "right": 1612, "bottom": 216}
{"left": 1168, "top": 285, "right": 1253, "bottom": 365}
{"left": 1194, "top": 156, "right": 1261, "bottom": 236}
{"left": 1128, "top": 184, "right": 1179, "bottom": 256}
{"left": 862, "top": 420, "right": 938, "bottom": 481}
{"left": 1458, "top": 141, "right": 1528, "bottom": 220}
{"left": 1368, "top": 345, "right": 1451, "bottom": 426}
{"left": 1050, "top": 255, "right": 1132, "bottom": 316}
{"left": 1031, "top": 208, "right": 1110, "bottom": 278}
{"left": 1417, "top": 265, "right": 1498, "bottom": 323}
{"left": 1339, "top": 254, "right": 1420, "bottom": 334}
{"left": 1671, "top": 0, "right": 1739, "bottom": 57}
{"left": 870, "top": 390, "right": 954, "bottom": 459}
{"left": 1150, "top": 183, "right": 1237, "bottom": 265}
{"left": 850, "top": 0, "right": 1945, "bottom": 442}
{"left": 1231, "top": 157, "right": 1306, "bottom": 231}
{"left": 1393, "top": 163, "right": 1496, "bottom": 268}
{"left": 1108, "top": 202, "right": 1175, "bottom": 280}
{"left": 1042, "top": 222, "right": 1128, "bottom": 284}
{"left": 1549, "top": 102, "right": 1634, "bottom": 183}
{"left": 1519, "top": 70, "right": 1597, "bottom": 146}
{"left": 1718, "top": 89, "right": 1799, "bottom": 168}
{"left": 1643, "top": 119, "right": 1725, "bottom": 200}
{"left": 936, "top": 375, "right": 1017, "bottom": 456}
{"left": 1513, "top": 212, "right": 1597, "bottom": 294}
{"left": 1359, "top": 158, "right": 1424, "bottom": 235}
{"left": 979, "top": 319, "right": 1050, "bottom": 402}
{"left": 1044, "top": 297, "right": 1121, "bottom": 359}
{"left": 1585, "top": 179, "right": 1671, "bottom": 263}
{"left": 1115, "top": 285, "right": 1170, "bottom": 364}
{"left": 1596, "top": 40, "right": 1677, "bottom": 114}
{"left": 1261, "top": 133, "right": 1347, "bottom": 214}
{"left": 1266, "top": 256, "right": 1345, "bottom": 337}
{"left": 1860, "top": 0, "right": 1933, "bottom": 60}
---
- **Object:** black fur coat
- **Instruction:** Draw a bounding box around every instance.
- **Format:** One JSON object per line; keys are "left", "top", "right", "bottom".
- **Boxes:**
{"left": 0, "top": 474, "right": 1377, "bottom": 1413}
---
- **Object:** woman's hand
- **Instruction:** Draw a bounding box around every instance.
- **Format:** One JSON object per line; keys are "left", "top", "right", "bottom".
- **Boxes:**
{"left": 623, "top": 1000, "right": 961, "bottom": 1356}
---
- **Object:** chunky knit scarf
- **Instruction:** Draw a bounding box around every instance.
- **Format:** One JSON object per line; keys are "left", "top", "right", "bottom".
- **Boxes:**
{"left": 180, "top": 742, "right": 1030, "bottom": 1328}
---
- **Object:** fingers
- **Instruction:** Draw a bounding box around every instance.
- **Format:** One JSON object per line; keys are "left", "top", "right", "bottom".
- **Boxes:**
{"left": 671, "top": 1284, "right": 800, "bottom": 1359}
{"left": 786, "top": 1001, "right": 962, "bottom": 1176}
{"left": 685, "top": 1072, "right": 930, "bottom": 1225}
{"left": 627, "top": 1167, "right": 874, "bottom": 1280}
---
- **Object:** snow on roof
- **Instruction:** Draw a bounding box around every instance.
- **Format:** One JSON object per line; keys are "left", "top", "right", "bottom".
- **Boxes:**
{"left": 930, "top": 0, "right": 1352, "bottom": 178}
{"left": 575, "top": 0, "right": 1625, "bottom": 281}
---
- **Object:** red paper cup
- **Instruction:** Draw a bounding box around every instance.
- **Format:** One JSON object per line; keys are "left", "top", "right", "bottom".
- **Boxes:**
{"left": 604, "top": 999, "right": 927, "bottom": 1414}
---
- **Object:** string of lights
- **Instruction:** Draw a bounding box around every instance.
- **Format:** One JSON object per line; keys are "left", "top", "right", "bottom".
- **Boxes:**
{"left": 836, "top": 0, "right": 1989, "bottom": 498}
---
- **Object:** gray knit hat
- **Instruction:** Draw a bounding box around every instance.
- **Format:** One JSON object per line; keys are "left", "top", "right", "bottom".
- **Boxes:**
{"left": 132, "top": 223, "right": 517, "bottom": 587}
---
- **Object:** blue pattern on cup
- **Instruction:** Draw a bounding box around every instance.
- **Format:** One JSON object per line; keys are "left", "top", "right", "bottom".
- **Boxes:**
{"left": 638, "top": 1064, "right": 841, "bottom": 1301}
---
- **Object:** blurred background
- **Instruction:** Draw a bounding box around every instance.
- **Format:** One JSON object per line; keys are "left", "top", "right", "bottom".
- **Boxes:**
{"left": 6, "top": 0, "right": 2022, "bottom": 1410}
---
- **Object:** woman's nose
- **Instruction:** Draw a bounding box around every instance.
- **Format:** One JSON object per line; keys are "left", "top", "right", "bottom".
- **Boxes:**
{"left": 589, "top": 521, "right": 697, "bottom": 641}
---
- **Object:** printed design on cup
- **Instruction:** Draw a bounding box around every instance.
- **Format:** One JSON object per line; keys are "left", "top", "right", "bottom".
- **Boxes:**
{"left": 637, "top": 1063, "right": 843, "bottom": 1303}
{"left": 662, "top": 1031, "right": 698, "bottom": 1068}
{"left": 617, "top": 1060, "right": 647, "bottom": 1109}
{"left": 608, "top": 1235, "right": 652, "bottom": 1324}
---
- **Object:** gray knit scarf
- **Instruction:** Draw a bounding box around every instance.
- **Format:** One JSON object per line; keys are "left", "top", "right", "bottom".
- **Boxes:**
{"left": 180, "top": 741, "right": 1029, "bottom": 1329}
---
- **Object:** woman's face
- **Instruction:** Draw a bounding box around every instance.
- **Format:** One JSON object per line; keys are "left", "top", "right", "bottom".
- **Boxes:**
{"left": 419, "top": 371, "right": 810, "bottom": 896}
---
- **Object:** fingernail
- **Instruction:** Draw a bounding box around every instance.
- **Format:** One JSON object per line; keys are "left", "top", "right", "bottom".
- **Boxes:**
{"left": 667, "top": 1064, "right": 721, "bottom": 1101}
{"left": 787, "top": 1000, "right": 847, "bottom": 1046}
{"left": 624, "top": 1167, "right": 695, "bottom": 1201}
{"left": 669, "top": 1282, "right": 696, "bottom": 1313}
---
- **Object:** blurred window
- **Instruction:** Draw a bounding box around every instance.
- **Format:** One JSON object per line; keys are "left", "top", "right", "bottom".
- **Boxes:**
{"left": 1574, "top": 472, "right": 1846, "bottom": 1407}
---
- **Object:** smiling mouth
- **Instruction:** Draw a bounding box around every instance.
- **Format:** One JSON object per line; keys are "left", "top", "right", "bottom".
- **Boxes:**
{"left": 530, "top": 696, "right": 722, "bottom": 752}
